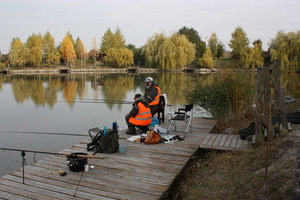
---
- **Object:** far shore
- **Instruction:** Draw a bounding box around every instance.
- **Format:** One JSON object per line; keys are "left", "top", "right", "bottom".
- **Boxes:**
{"left": 0, "top": 66, "right": 225, "bottom": 75}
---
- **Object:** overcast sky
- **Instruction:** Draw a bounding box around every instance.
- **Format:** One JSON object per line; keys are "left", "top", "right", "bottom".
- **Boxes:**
{"left": 0, "top": 0, "right": 299, "bottom": 53}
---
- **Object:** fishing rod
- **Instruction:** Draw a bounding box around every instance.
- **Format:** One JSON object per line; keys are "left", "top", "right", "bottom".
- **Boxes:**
{"left": 57, "top": 100, "right": 133, "bottom": 105}
{"left": 0, "top": 147, "right": 104, "bottom": 159}
{"left": 75, "top": 98, "right": 134, "bottom": 103}
{"left": 0, "top": 130, "right": 89, "bottom": 137}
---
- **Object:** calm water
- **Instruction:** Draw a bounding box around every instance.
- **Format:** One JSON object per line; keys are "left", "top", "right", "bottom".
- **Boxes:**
{"left": 0, "top": 72, "right": 299, "bottom": 177}
{"left": 0, "top": 73, "right": 213, "bottom": 176}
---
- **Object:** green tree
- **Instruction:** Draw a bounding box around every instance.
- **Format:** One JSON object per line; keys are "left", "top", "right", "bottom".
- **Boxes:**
{"left": 144, "top": 33, "right": 195, "bottom": 69}
{"left": 8, "top": 37, "right": 27, "bottom": 67}
{"left": 100, "top": 28, "right": 132, "bottom": 67}
{"left": 100, "top": 28, "right": 114, "bottom": 53}
{"left": 178, "top": 26, "right": 206, "bottom": 62}
{"left": 208, "top": 33, "right": 218, "bottom": 58}
{"left": 75, "top": 38, "right": 87, "bottom": 66}
{"left": 144, "top": 33, "right": 166, "bottom": 67}
{"left": 269, "top": 31, "right": 300, "bottom": 73}
{"left": 60, "top": 34, "right": 76, "bottom": 67}
{"left": 229, "top": 27, "right": 249, "bottom": 59}
{"left": 26, "top": 33, "right": 43, "bottom": 67}
{"left": 114, "top": 28, "right": 126, "bottom": 49}
{"left": 241, "top": 40, "right": 264, "bottom": 69}
{"left": 43, "top": 31, "right": 60, "bottom": 65}
{"left": 216, "top": 42, "right": 225, "bottom": 58}
{"left": 199, "top": 48, "right": 214, "bottom": 68}
{"left": 127, "top": 44, "right": 145, "bottom": 66}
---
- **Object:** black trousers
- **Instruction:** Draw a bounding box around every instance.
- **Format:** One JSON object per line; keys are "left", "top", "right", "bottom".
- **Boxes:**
{"left": 125, "top": 114, "right": 149, "bottom": 134}
{"left": 150, "top": 104, "right": 159, "bottom": 116}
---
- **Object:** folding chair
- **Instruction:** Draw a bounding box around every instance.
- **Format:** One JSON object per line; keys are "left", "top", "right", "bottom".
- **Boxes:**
{"left": 168, "top": 103, "right": 193, "bottom": 133}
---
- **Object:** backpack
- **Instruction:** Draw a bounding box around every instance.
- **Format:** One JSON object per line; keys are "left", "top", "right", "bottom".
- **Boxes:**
{"left": 87, "top": 127, "right": 119, "bottom": 154}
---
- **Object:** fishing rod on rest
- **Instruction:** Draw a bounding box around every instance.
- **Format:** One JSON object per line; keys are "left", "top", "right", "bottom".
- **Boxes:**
{"left": 0, "top": 130, "right": 89, "bottom": 137}
{"left": 0, "top": 147, "right": 104, "bottom": 184}
{"left": 57, "top": 100, "right": 133, "bottom": 105}
{"left": 75, "top": 98, "right": 134, "bottom": 103}
{"left": 0, "top": 147, "right": 104, "bottom": 159}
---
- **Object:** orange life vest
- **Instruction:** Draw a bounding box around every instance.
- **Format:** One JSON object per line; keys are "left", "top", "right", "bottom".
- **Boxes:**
{"left": 149, "top": 86, "right": 161, "bottom": 106}
{"left": 129, "top": 102, "right": 152, "bottom": 126}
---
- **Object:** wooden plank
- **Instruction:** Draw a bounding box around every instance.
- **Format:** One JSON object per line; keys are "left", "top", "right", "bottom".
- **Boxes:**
{"left": 0, "top": 179, "right": 84, "bottom": 200}
{"left": 218, "top": 135, "right": 228, "bottom": 147}
{"left": 0, "top": 117, "right": 223, "bottom": 200}
{"left": 200, "top": 134, "right": 212, "bottom": 146}
{"left": 212, "top": 134, "right": 223, "bottom": 146}
{"left": 0, "top": 182, "right": 54, "bottom": 200}
{"left": 236, "top": 137, "right": 243, "bottom": 149}
{"left": 6, "top": 172, "right": 118, "bottom": 200}
{"left": 230, "top": 136, "right": 239, "bottom": 148}
{"left": 14, "top": 166, "right": 157, "bottom": 200}
{"left": 0, "top": 189, "right": 31, "bottom": 200}
{"left": 224, "top": 135, "right": 234, "bottom": 147}
{"left": 242, "top": 139, "right": 249, "bottom": 149}
{"left": 206, "top": 134, "right": 218, "bottom": 146}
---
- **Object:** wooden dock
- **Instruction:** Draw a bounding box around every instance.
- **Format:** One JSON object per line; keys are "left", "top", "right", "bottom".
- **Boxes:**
{"left": 0, "top": 117, "right": 250, "bottom": 199}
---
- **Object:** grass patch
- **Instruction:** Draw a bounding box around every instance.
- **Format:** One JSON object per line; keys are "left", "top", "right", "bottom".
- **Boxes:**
{"left": 167, "top": 132, "right": 298, "bottom": 200}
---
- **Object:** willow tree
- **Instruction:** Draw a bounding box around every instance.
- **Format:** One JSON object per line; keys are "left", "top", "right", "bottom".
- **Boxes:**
{"left": 229, "top": 27, "right": 249, "bottom": 59}
{"left": 8, "top": 37, "right": 27, "bottom": 67}
{"left": 178, "top": 26, "right": 206, "bottom": 62}
{"left": 241, "top": 39, "right": 264, "bottom": 69}
{"left": 43, "top": 31, "right": 60, "bottom": 65}
{"left": 270, "top": 31, "right": 300, "bottom": 73}
{"left": 105, "top": 47, "right": 133, "bottom": 67}
{"left": 144, "top": 33, "right": 195, "bottom": 69}
{"left": 26, "top": 33, "right": 43, "bottom": 67}
{"left": 60, "top": 34, "right": 76, "bottom": 67}
{"left": 199, "top": 48, "right": 214, "bottom": 68}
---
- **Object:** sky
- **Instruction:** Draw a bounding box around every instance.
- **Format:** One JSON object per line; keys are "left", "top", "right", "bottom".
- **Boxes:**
{"left": 0, "top": 0, "right": 299, "bottom": 54}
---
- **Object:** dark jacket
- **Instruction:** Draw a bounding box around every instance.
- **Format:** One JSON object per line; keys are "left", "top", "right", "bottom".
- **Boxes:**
{"left": 144, "top": 82, "right": 159, "bottom": 104}
{"left": 128, "top": 97, "right": 150, "bottom": 118}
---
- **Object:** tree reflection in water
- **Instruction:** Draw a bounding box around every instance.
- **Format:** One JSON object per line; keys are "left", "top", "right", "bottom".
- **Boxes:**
{"left": 1, "top": 72, "right": 299, "bottom": 109}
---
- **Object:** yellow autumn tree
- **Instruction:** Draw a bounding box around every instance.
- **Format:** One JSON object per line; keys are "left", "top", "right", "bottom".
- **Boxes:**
{"left": 60, "top": 34, "right": 76, "bottom": 67}
{"left": 8, "top": 37, "right": 27, "bottom": 67}
{"left": 199, "top": 48, "right": 214, "bottom": 68}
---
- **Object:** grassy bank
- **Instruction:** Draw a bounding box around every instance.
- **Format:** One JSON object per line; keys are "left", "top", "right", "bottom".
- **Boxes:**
{"left": 168, "top": 126, "right": 300, "bottom": 200}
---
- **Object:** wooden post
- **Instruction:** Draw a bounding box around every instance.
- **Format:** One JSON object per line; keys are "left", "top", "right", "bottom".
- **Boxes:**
{"left": 255, "top": 67, "right": 264, "bottom": 145}
{"left": 273, "top": 59, "right": 288, "bottom": 130}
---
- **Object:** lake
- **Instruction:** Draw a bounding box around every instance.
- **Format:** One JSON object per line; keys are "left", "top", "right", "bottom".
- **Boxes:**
{"left": 0, "top": 72, "right": 215, "bottom": 176}
{"left": 0, "top": 72, "right": 299, "bottom": 177}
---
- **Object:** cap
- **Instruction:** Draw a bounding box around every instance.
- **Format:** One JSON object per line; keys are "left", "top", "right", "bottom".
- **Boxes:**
{"left": 144, "top": 77, "right": 153, "bottom": 83}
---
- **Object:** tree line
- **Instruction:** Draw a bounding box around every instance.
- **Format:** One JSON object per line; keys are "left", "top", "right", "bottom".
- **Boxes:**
{"left": 1, "top": 27, "right": 299, "bottom": 72}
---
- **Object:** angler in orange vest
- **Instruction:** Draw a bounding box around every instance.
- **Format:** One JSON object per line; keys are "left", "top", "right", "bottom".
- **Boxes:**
{"left": 144, "top": 77, "right": 161, "bottom": 116}
{"left": 125, "top": 94, "right": 152, "bottom": 135}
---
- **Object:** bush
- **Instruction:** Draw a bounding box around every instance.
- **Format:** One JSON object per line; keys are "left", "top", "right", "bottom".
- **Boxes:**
{"left": 188, "top": 72, "right": 254, "bottom": 120}
{"left": 0, "top": 63, "right": 5, "bottom": 69}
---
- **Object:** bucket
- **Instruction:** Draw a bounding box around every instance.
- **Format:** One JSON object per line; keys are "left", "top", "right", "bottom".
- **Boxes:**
{"left": 66, "top": 153, "right": 88, "bottom": 172}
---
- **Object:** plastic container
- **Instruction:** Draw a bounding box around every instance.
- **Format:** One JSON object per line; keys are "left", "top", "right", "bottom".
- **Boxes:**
{"left": 119, "top": 145, "right": 126, "bottom": 154}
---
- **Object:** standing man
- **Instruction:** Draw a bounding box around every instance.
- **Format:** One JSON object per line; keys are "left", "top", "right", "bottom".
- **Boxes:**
{"left": 125, "top": 94, "right": 152, "bottom": 135}
{"left": 144, "top": 77, "right": 161, "bottom": 116}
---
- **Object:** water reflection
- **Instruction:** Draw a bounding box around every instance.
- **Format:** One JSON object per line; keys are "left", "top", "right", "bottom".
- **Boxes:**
{"left": 0, "top": 72, "right": 299, "bottom": 108}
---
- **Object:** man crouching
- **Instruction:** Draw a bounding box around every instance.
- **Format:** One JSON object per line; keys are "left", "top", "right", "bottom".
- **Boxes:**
{"left": 125, "top": 94, "right": 152, "bottom": 135}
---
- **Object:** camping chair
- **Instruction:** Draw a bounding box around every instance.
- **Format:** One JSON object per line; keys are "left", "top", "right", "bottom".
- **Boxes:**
{"left": 157, "top": 94, "right": 166, "bottom": 122}
{"left": 168, "top": 103, "right": 193, "bottom": 133}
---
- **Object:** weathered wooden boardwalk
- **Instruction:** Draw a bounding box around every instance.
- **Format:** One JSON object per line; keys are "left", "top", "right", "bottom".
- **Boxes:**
{"left": 0, "top": 117, "right": 250, "bottom": 199}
